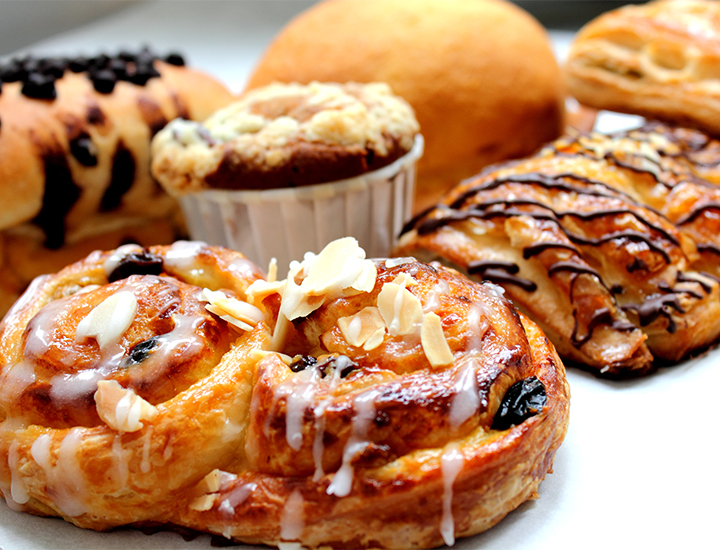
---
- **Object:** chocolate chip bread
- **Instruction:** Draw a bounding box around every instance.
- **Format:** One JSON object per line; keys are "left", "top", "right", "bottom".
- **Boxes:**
{"left": 0, "top": 48, "right": 234, "bottom": 313}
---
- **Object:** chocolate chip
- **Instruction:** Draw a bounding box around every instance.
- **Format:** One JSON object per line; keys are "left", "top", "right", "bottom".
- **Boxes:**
{"left": 69, "top": 134, "right": 98, "bottom": 167}
{"left": 101, "top": 141, "right": 135, "bottom": 211}
{"left": 164, "top": 53, "right": 185, "bottom": 66}
{"left": 108, "top": 250, "right": 164, "bottom": 282}
{"left": 68, "top": 56, "right": 90, "bottom": 73}
{"left": 89, "top": 54, "right": 110, "bottom": 69}
{"left": 491, "top": 376, "right": 547, "bottom": 431}
{"left": 0, "top": 60, "right": 24, "bottom": 82}
{"left": 21, "top": 72, "right": 57, "bottom": 100}
{"left": 41, "top": 58, "right": 67, "bottom": 78}
{"left": 107, "top": 58, "right": 128, "bottom": 79}
{"left": 129, "top": 63, "right": 160, "bottom": 86}
{"left": 118, "top": 50, "right": 137, "bottom": 62}
{"left": 91, "top": 69, "right": 117, "bottom": 94}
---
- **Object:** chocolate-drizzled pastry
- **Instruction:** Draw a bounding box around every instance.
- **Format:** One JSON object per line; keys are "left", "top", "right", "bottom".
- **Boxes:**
{"left": 547, "top": 122, "right": 720, "bottom": 279}
{"left": 397, "top": 124, "right": 720, "bottom": 376}
{"left": 0, "top": 48, "right": 234, "bottom": 315}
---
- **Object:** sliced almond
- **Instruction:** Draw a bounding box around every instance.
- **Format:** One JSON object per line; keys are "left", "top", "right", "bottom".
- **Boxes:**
{"left": 196, "top": 469, "right": 222, "bottom": 494}
{"left": 245, "top": 279, "right": 285, "bottom": 305}
{"left": 76, "top": 291, "right": 138, "bottom": 349}
{"left": 267, "top": 257, "right": 278, "bottom": 283}
{"left": 202, "top": 288, "right": 265, "bottom": 330}
{"left": 338, "top": 307, "right": 386, "bottom": 348}
{"left": 363, "top": 326, "right": 387, "bottom": 351}
{"left": 189, "top": 494, "right": 216, "bottom": 512}
{"left": 377, "top": 282, "right": 423, "bottom": 336}
{"left": 94, "top": 380, "right": 158, "bottom": 433}
{"left": 421, "top": 312, "right": 455, "bottom": 367}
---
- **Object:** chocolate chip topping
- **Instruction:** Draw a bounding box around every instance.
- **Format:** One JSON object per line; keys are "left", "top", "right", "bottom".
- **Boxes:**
{"left": 0, "top": 47, "right": 186, "bottom": 101}
{"left": 69, "top": 133, "right": 98, "bottom": 167}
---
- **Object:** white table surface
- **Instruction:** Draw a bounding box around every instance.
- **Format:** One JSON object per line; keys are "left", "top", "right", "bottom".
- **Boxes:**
{"left": 1, "top": 2, "right": 717, "bottom": 549}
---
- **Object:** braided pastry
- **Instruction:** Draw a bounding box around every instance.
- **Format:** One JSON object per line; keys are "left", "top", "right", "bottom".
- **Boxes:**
{"left": 0, "top": 49, "right": 234, "bottom": 314}
{"left": 564, "top": 0, "right": 720, "bottom": 136}
{"left": 0, "top": 238, "right": 569, "bottom": 549}
{"left": 397, "top": 123, "right": 720, "bottom": 376}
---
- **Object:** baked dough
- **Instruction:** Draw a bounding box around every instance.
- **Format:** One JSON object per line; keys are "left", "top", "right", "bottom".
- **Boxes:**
{"left": 564, "top": 0, "right": 720, "bottom": 135}
{"left": 0, "top": 238, "right": 569, "bottom": 549}
{"left": 0, "top": 49, "right": 234, "bottom": 314}
{"left": 397, "top": 124, "right": 720, "bottom": 376}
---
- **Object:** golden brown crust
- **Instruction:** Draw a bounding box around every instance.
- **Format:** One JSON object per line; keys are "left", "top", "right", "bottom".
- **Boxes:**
{"left": 245, "top": 0, "right": 566, "bottom": 212}
{"left": 564, "top": 0, "right": 720, "bottom": 135}
{"left": 397, "top": 123, "right": 720, "bottom": 375}
{"left": 0, "top": 241, "right": 568, "bottom": 549}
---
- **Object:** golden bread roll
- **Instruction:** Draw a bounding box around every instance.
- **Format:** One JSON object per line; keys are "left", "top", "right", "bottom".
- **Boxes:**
{"left": 397, "top": 123, "right": 720, "bottom": 376}
{"left": 0, "top": 238, "right": 569, "bottom": 548}
{"left": 0, "top": 50, "right": 234, "bottom": 314}
{"left": 246, "top": 0, "right": 566, "bottom": 212}
{"left": 565, "top": 0, "right": 720, "bottom": 135}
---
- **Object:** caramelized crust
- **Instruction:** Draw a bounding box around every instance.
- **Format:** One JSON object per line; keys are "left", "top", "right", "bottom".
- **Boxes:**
{"left": 564, "top": 0, "right": 720, "bottom": 135}
{"left": 397, "top": 123, "right": 720, "bottom": 375}
{"left": 0, "top": 241, "right": 569, "bottom": 549}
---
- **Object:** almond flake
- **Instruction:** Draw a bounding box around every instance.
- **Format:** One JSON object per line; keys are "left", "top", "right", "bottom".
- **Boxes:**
{"left": 76, "top": 291, "right": 138, "bottom": 349}
{"left": 267, "top": 258, "right": 278, "bottom": 283}
{"left": 421, "top": 312, "right": 455, "bottom": 367}
{"left": 196, "top": 469, "right": 222, "bottom": 494}
{"left": 94, "top": 380, "right": 158, "bottom": 433}
{"left": 189, "top": 494, "right": 216, "bottom": 512}
{"left": 385, "top": 257, "right": 415, "bottom": 268}
{"left": 363, "top": 327, "right": 386, "bottom": 351}
{"left": 390, "top": 272, "right": 416, "bottom": 287}
{"left": 245, "top": 279, "right": 285, "bottom": 305}
{"left": 338, "top": 307, "right": 386, "bottom": 348}
{"left": 377, "top": 282, "right": 423, "bottom": 336}
{"left": 202, "top": 288, "right": 264, "bottom": 330}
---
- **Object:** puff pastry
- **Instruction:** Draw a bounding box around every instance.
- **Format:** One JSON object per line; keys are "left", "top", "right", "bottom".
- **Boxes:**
{"left": 564, "top": 0, "right": 720, "bottom": 135}
{"left": 397, "top": 123, "right": 720, "bottom": 376}
{"left": 0, "top": 238, "right": 569, "bottom": 549}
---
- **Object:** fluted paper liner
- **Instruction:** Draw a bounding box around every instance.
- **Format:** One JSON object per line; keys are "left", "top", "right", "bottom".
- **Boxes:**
{"left": 179, "top": 136, "right": 424, "bottom": 273}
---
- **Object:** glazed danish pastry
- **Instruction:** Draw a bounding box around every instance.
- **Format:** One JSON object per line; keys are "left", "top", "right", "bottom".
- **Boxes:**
{"left": 564, "top": 0, "right": 720, "bottom": 136}
{"left": 0, "top": 242, "right": 267, "bottom": 529}
{"left": 397, "top": 127, "right": 720, "bottom": 376}
{"left": 0, "top": 238, "right": 569, "bottom": 549}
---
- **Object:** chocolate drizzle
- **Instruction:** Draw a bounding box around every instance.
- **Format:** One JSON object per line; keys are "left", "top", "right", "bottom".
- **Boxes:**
{"left": 571, "top": 307, "right": 636, "bottom": 347}
{"left": 101, "top": 141, "right": 136, "bottom": 211}
{"left": 32, "top": 151, "right": 81, "bottom": 248}
{"left": 467, "top": 260, "right": 537, "bottom": 292}
{"left": 622, "top": 294, "right": 685, "bottom": 334}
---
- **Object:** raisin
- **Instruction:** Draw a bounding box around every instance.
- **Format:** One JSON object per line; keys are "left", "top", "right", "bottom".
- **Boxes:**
{"left": 491, "top": 376, "right": 547, "bottom": 431}
{"left": 289, "top": 355, "right": 317, "bottom": 373}
{"left": 127, "top": 337, "right": 159, "bottom": 366}
{"left": 108, "top": 250, "right": 164, "bottom": 282}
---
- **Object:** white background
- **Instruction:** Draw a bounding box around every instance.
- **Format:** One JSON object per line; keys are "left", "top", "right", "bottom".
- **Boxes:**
{"left": 0, "top": 2, "right": 716, "bottom": 549}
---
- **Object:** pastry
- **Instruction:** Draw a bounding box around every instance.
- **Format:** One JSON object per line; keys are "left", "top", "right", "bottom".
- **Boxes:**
{"left": 0, "top": 238, "right": 569, "bottom": 549}
{"left": 564, "top": 0, "right": 720, "bottom": 136}
{"left": 0, "top": 48, "right": 234, "bottom": 314}
{"left": 397, "top": 124, "right": 720, "bottom": 376}
{"left": 245, "top": 0, "right": 566, "bottom": 212}
{"left": 150, "top": 81, "right": 423, "bottom": 270}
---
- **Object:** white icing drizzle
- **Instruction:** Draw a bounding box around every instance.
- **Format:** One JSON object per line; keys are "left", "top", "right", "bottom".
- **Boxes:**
{"left": 8, "top": 440, "right": 29, "bottom": 505}
{"left": 423, "top": 279, "right": 450, "bottom": 313}
{"left": 141, "top": 426, "right": 153, "bottom": 473}
{"left": 280, "top": 489, "right": 305, "bottom": 542}
{"left": 163, "top": 240, "right": 206, "bottom": 272}
{"left": 112, "top": 436, "right": 129, "bottom": 487}
{"left": 283, "top": 368, "right": 323, "bottom": 451}
{"left": 218, "top": 481, "right": 256, "bottom": 517}
{"left": 440, "top": 443, "right": 465, "bottom": 547}
{"left": 326, "top": 389, "right": 380, "bottom": 497}
{"left": 449, "top": 359, "right": 480, "bottom": 429}
{"left": 0, "top": 361, "right": 36, "bottom": 417}
{"left": 29, "top": 429, "right": 89, "bottom": 517}
{"left": 229, "top": 257, "right": 259, "bottom": 279}
{"left": 464, "top": 304, "right": 487, "bottom": 352}
{"left": 312, "top": 359, "right": 346, "bottom": 481}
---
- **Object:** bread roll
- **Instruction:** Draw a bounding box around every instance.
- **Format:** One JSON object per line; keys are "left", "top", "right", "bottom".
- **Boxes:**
{"left": 246, "top": 0, "right": 566, "bottom": 211}
{"left": 0, "top": 49, "right": 234, "bottom": 313}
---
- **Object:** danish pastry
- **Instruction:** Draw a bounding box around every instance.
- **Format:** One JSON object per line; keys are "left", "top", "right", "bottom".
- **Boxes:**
{"left": 564, "top": 0, "right": 720, "bottom": 136}
{"left": 397, "top": 124, "right": 720, "bottom": 376}
{"left": 0, "top": 49, "right": 234, "bottom": 314}
{"left": 0, "top": 238, "right": 569, "bottom": 549}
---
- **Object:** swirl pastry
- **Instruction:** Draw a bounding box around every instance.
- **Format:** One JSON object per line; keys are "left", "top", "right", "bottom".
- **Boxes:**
{"left": 0, "top": 238, "right": 569, "bottom": 549}
{"left": 0, "top": 242, "right": 267, "bottom": 528}
{"left": 0, "top": 49, "right": 234, "bottom": 315}
{"left": 564, "top": 0, "right": 720, "bottom": 136}
{"left": 397, "top": 124, "right": 720, "bottom": 376}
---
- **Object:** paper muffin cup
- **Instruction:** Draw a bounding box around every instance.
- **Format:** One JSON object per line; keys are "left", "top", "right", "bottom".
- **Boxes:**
{"left": 178, "top": 135, "right": 424, "bottom": 273}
